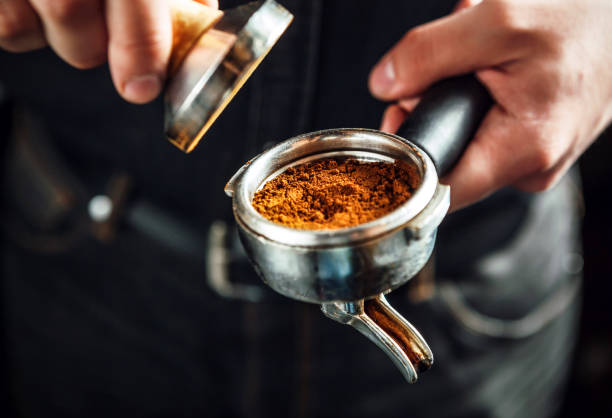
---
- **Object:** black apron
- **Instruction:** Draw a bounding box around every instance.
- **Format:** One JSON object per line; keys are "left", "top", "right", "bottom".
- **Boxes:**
{"left": 0, "top": 1, "right": 581, "bottom": 417}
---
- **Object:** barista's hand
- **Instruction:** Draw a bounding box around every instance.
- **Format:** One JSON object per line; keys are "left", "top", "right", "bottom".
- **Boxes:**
{"left": 0, "top": 0, "right": 219, "bottom": 104}
{"left": 369, "top": 0, "right": 612, "bottom": 211}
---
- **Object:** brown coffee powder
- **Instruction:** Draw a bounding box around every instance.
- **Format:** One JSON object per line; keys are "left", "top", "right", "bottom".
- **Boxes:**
{"left": 252, "top": 158, "right": 419, "bottom": 230}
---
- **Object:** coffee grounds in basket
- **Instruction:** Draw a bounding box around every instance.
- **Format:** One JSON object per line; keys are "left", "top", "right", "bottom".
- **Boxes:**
{"left": 251, "top": 158, "right": 420, "bottom": 230}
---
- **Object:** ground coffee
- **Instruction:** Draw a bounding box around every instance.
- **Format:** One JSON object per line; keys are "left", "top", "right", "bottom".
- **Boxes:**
{"left": 252, "top": 158, "right": 419, "bottom": 230}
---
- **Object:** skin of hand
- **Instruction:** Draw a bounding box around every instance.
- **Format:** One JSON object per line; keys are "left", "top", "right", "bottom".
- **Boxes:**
{"left": 0, "top": 0, "right": 219, "bottom": 104}
{"left": 369, "top": 0, "right": 612, "bottom": 211}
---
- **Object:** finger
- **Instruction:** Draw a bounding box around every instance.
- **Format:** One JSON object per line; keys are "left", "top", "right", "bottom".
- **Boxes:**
{"left": 0, "top": 0, "right": 45, "bottom": 52}
{"left": 380, "top": 105, "right": 407, "bottom": 133}
{"left": 106, "top": 0, "right": 172, "bottom": 104}
{"left": 30, "top": 0, "right": 106, "bottom": 68}
{"left": 398, "top": 97, "right": 420, "bottom": 114}
{"left": 513, "top": 169, "right": 561, "bottom": 194}
{"left": 441, "top": 105, "right": 544, "bottom": 212}
{"left": 512, "top": 153, "right": 573, "bottom": 193}
{"left": 369, "top": 1, "right": 529, "bottom": 100}
{"left": 379, "top": 98, "right": 420, "bottom": 132}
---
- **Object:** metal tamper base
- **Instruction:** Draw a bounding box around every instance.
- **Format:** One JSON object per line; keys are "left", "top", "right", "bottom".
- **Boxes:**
{"left": 164, "top": 0, "right": 293, "bottom": 153}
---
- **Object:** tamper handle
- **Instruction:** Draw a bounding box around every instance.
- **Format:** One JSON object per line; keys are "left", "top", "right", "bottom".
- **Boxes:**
{"left": 322, "top": 294, "right": 433, "bottom": 383}
{"left": 395, "top": 75, "right": 493, "bottom": 176}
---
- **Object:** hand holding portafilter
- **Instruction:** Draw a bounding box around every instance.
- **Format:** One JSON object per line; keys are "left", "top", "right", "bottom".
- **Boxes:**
{"left": 225, "top": 75, "right": 492, "bottom": 383}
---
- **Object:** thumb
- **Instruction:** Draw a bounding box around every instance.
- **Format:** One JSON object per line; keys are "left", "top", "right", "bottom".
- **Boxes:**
{"left": 368, "top": 1, "right": 519, "bottom": 101}
{"left": 107, "top": 0, "right": 172, "bottom": 104}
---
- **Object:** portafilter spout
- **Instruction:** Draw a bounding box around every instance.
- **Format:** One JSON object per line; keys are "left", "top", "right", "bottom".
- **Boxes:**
{"left": 164, "top": 0, "right": 293, "bottom": 153}
{"left": 322, "top": 294, "right": 434, "bottom": 383}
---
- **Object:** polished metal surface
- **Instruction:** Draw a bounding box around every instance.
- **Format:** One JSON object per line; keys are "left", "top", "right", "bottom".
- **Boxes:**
{"left": 322, "top": 294, "right": 433, "bottom": 383}
{"left": 225, "top": 128, "right": 450, "bottom": 383}
{"left": 235, "top": 206, "right": 441, "bottom": 302}
{"left": 164, "top": 0, "right": 293, "bottom": 152}
{"left": 225, "top": 128, "right": 449, "bottom": 302}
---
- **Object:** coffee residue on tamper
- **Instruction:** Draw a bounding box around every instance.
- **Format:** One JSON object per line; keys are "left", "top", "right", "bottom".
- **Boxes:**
{"left": 252, "top": 158, "right": 420, "bottom": 230}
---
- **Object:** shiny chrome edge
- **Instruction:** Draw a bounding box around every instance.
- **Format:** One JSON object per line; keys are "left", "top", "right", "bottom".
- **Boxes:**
{"left": 321, "top": 298, "right": 419, "bottom": 383}
{"left": 406, "top": 183, "right": 450, "bottom": 239}
{"left": 230, "top": 128, "right": 439, "bottom": 248}
{"left": 165, "top": 0, "right": 294, "bottom": 152}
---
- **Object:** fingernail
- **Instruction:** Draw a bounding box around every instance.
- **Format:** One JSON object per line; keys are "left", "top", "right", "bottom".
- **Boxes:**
{"left": 124, "top": 74, "right": 162, "bottom": 104}
{"left": 370, "top": 56, "right": 396, "bottom": 97}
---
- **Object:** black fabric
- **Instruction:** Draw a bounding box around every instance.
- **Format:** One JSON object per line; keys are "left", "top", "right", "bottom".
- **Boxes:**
{"left": 0, "top": 1, "right": 581, "bottom": 417}
{"left": 1, "top": 215, "right": 581, "bottom": 418}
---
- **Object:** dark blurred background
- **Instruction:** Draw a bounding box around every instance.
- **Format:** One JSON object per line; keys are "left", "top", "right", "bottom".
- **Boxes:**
{"left": 559, "top": 126, "right": 612, "bottom": 417}
{"left": 1, "top": 105, "right": 610, "bottom": 418}
{"left": 0, "top": 68, "right": 610, "bottom": 418}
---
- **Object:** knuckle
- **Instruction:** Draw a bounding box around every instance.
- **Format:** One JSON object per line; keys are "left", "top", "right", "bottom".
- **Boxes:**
{"left": 520, "top": 173, "right": 558, "bottom": 193}
{"left": 530, "top": 145, "right": 556, "bottom": 172}
{"left": 398, "top": 26, "right": 431, "bottom": 78}
{"left": 0, "top": 18, "right": 41, "bottom": 52}
{"left": 403, "top": 26, "right": 424, "bottom": 45}
{"left": 485, "top": 0, "right": 557, "bottom": 54}
{"left": 0, "top": 38, "right": 40, "bottom": 53}
{"left": 111, "top": 29, "right": 169, "bottom": 63}
{"left": 486, "top": 0, "right": 525, "bottom": 31}
{"left": 405, "top": 26, "right": 430, "bottom": 55}
{"left": 542, "top": 75, "right": 563, "bottom": 104}
{"left": 70, "top": 53, "right": 106, "bottom": 69}
{"left": 0, "top": 13, "right": 24, "bottom": 42}
{"left": 38, "top": 0, "right": 91, "bottom": 24}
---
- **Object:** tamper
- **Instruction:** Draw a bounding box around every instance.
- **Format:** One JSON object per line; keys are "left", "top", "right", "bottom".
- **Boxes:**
{"left": 165, "top": 0, "right": 293, "bottom": 153}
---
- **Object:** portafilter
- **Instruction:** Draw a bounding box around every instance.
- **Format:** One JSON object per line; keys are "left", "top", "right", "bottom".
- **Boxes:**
{"left": 224, "top": 76, "right": 492, "bottom": 383}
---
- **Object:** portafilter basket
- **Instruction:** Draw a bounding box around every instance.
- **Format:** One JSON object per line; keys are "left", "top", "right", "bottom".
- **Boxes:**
{"left": 225, "top": 76, "right": 492, "bottom": 383}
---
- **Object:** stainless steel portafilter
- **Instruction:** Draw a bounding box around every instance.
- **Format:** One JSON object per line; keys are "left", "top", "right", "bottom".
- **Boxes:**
{"left": 164, "top": 0, "right": 293, "bottom": 153}
{"left": 225, "top": 76, "right": 493, "bottom": 382}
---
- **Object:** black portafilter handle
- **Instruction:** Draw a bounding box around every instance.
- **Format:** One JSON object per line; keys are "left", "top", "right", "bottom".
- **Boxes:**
{"left": 395, "top": 75, "right": 493, "bottom": 176}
